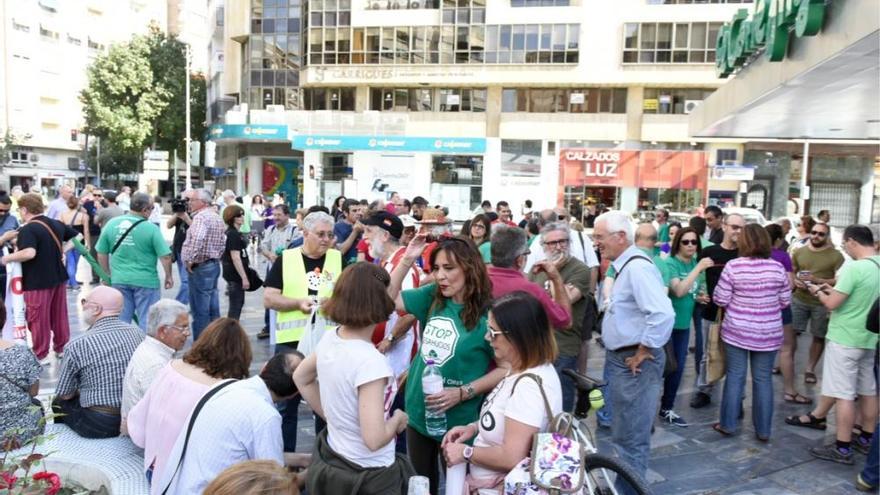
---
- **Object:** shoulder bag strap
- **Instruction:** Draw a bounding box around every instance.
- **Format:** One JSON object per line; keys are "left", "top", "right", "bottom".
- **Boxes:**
{"left": 617, "top": 254, "right": 652, "bottom": 276}
{"left": 30, "top": 219, "right": 63, "bottom": 256}
{"left": 510, "top": 373, "right": 554, "bottom": 427}
{"left": 161, "top": 379, "right": 238, "bottom": 495}
{"left": 70, "top": 210, "right": 80, "bottom": 226}
{"left": 111, "top": 218, "right": 147, "bottom": 254}
{"left": 577, "top": 230, "right": 589, "bottom": 262}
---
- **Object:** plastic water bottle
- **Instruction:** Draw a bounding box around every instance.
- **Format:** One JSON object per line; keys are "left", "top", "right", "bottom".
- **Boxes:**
{"left": 422, "top": 359, "right": 447, "bottom": 437}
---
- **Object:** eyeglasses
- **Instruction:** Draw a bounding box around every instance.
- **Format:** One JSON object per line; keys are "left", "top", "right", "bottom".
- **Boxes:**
{"left": 486, "top": 326, "right": 506, "bottom": 340}
{"left": 471, "top": 224, "right": 487, "bottom": 230}
{"left": 80, "top": 299, "right": 101, "bottom": 311}
{"left": 312, "top": 231, "right": 334, "bottom": 240}
{"left": 810, "top": 231, "right": 827, "bottom": 237}
{"left": 165, "top": 324, "right": 191, "bottom": 335}
{"left": 680, "top": 239, "right": 699, "bottom": 246}
{"left": 542, "top": 238, "right": 570, "bottom": 248}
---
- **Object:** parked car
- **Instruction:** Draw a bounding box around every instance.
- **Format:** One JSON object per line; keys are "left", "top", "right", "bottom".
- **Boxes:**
{"left": 723, "top": 207, "right": 768, "bottom": 226}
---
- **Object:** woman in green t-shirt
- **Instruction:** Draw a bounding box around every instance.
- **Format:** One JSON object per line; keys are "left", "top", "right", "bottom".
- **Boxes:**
{"left": 388, "top": 234, "right": 506, "bottom": 495}
{"left": 659, "top": 227, "right": 713, "bottom": 427}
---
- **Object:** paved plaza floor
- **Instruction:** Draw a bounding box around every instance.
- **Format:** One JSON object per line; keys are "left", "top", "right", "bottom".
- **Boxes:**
{"left": 38, "top": 248, "right": 869, "bottom": 495}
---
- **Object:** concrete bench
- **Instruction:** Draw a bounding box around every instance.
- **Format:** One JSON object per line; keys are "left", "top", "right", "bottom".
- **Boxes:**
{"left": 9, "top": 423, "right": 148, "bottom": 495}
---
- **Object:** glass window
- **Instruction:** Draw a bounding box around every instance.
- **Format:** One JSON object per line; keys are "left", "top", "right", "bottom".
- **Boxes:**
{"left": 439, "top": 88, "right": 461, "bottom": 111}
{"left": 502, "top": 89, "right": 517, "bottom": 112}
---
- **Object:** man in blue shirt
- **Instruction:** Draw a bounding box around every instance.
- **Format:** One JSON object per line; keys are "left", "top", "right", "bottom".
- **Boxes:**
{"left": 333, "top": 198, "right": 363, "bottom": 266}
{"left": 593, "top": 210, "right": 674, "bottom": 490}
{"left": 0, "top": 191, "right": 20, "bottom": 299}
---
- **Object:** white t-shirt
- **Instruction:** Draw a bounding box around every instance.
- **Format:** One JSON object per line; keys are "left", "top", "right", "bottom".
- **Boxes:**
{"left": 317, "top": 329, "right": 398, "bottom": 468}
{"left": 524, "top": 230, "right": 599, "bottom": 273}
{"left": 471, "top": 363, "right": 562, "bottom": 483}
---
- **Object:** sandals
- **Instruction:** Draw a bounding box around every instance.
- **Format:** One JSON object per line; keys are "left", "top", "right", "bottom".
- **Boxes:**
{"left": 784, "top": 393, "right": 813, "bottom": 405}
{"left": 712, "top": 423, "right": 733, "bottom": 436}
{"left": 804, "top": 372, "right": 818, "bottom": 384}
{"left": 785, "top": 413, "right": 827, "bottom": 430}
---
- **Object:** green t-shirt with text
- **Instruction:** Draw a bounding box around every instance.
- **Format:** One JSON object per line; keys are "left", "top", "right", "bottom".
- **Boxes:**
{"left": 662, "top": 255, "right": 705, "bottom": 330}
{"left": 96, "top": 214, "right": 171, "bottom": 288}
{"left": 402, "top": 283, "right": 493, "bottom": 439}
{"left": 827, "top": 256, "right": 880, "bottom": 349}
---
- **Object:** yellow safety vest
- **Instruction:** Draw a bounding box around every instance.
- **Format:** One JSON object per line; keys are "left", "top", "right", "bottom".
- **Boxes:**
{"left": 276, "top": 248, "right": 342, "bottom": 344}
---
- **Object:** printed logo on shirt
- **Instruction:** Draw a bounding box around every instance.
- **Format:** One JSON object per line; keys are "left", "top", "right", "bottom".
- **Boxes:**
{"left": 307, "top": 267, "right": 335, "bottom": 292}
{"left": 421, "top": 316, "right": 459, "bottom": 366}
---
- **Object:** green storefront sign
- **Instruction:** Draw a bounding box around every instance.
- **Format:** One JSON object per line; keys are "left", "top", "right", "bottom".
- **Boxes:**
{"left": 716, "top": 0, "right": 826, "bottom": 78}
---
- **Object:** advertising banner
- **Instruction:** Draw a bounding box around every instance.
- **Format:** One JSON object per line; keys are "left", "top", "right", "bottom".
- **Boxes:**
{"left": 559, "top": 148, "right": 708, "bottom": 195}
{"left": 263, "top": 158, "right": 300, "bottom": 207}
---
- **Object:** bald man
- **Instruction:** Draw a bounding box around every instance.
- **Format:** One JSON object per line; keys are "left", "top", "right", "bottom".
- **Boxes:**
{"left": 46, "top": 184, "right": 73, "bottom": 220}
{"left": 52, "top": 286, "right": 144, "bottom": 438}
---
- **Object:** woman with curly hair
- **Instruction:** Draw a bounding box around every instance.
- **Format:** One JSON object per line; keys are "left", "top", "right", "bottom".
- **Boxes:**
{"left": 386, "top": 235, "right": 506, "bottom": 495}
{"left": 128, "top": 317, "right": 252, "bottom": 491}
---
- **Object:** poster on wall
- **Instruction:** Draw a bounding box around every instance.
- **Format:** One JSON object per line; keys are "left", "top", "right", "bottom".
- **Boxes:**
{"left": 369, "top": 155, "right": 416, "bottom": 201}
{"left": 500, "top": 140, "right": 542, "bottom": 188}
{"left": 262, "top": 158, "right": 299, "bottom": 207}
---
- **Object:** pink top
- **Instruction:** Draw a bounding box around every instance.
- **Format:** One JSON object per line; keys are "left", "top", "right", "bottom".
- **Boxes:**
{"left": 127, "top": 362, "right": 212, "bottom": 493}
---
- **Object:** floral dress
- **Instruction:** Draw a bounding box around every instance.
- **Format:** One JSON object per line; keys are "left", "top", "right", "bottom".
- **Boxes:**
{"left": 0, "top": 344, "right": 43, "bottom": 445}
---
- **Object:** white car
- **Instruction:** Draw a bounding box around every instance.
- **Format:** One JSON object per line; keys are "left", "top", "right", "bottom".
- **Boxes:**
{"left": 723, "top": 207, "right": 768, "bottom": 226}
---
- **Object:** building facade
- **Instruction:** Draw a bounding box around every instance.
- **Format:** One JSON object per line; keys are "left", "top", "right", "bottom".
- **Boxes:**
{"left": 208, "top": 0, "right": 754, "bottom": 220}
{"left": 0, "top": 0, "right": 168, "bottom": 195}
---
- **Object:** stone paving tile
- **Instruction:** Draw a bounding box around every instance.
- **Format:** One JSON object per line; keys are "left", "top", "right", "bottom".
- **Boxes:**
{"left": 34, "top": 253, "right": 873, "bottom": 493}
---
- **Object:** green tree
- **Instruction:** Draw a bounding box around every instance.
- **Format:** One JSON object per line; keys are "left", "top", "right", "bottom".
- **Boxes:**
{"left": 0, "top": 128, "right": 32, "bottom": 168}
{"left": 80, "top": 25, "right": 207, "bottom": 177}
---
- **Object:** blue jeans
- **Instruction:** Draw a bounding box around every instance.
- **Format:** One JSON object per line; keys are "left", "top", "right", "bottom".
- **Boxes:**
{"left": 115, "top": 284, "right": 160, "bottom": 331}
{"left": 554, "top": 354, "right": 579, "bottom": 413}
{"left": 719, "top": 343, "right": 777, "bottom": 438}
{"left": 607, "top": 346, "right": 664, "bottom": 486}
{"left": 661, "top": 329, "right": 690, "bottom": 411}
{"left": 52, "top": 396, "right": 120, "bottom": 439}
{"left": 693, "top": 303, "right": 706, "bottom": 374}
{"left": 862, "top": 422, "right": 880, "bottom": 487}
{"left": 175, "top": 256, "right": 189, "bottom": 305}
{"left": 596, "top": 359, "right": 612, "bottom": 427}
{"left": 189, "top": 260, "right": 220, "bottom": 340}
{"left": 275, "top": 342, "right": 327, "bottom": 452}
{"left": 65, "top": 250, "right": 80, "bottom": 287}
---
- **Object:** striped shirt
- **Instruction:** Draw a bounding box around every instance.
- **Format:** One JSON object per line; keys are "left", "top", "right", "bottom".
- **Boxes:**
{"left": 181, "top": 207, "right": 226, "bottom": 265}
{"left": 55, "top": 317, "right": 145, "bottom": 408}
{"left": 713, "top": 257, "right": 791, "bottom": 352}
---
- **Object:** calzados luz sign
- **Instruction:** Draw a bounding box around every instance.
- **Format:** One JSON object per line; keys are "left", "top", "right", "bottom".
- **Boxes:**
{"left": 716, "top": 0, "right": 826, "bottom": 78}
{"left": 563, "top": 150, "right": 620, "bottom": 178}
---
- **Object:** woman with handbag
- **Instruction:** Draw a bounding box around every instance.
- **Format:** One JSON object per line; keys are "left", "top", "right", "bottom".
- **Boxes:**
{"left": 222, "top": 205, "right": 259, "bottom": 320}
{"left": 293, "top": 263, "right": 414, "bottom": 495}
{"left": 711, "top": 224, "right": 791, "bottom": 441}
{"left": 658, "top": 227, "right": 713, "bottom": 428}
{"left": 441, "top": 291, "right": 562, "bottom": 494}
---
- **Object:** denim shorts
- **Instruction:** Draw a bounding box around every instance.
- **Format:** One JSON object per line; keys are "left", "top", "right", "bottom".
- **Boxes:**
{"left": 782, "top": 306, "right": 793, "bottom": 326}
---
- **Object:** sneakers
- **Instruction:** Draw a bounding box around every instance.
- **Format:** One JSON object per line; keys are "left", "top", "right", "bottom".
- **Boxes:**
{"left": 853, "top": 435, "right": 872, "bottom": 456}
{"left": 856, "top": 474, "right": 877, "bottom": 492}
{"left": 690, "top": 392, "right": 711, "bottom": 409}
{"left": 809, "top": 444, "right": 854, "bottom": 465}
{"left": 659, "top": 409, "right": 689, "bottom": 427}
{"left": 256, "top": 327, "right": 270, "bottom": 340}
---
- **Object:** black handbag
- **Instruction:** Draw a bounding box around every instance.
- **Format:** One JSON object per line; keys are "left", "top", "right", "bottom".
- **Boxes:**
{"left": 244, "top": 266, "right": 263, "bottom": 292}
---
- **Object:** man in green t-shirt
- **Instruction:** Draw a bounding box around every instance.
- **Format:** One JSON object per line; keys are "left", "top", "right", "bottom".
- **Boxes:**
{"left": 786, "top": 225, "right": 879, "bottom": 465}
{"left": 528, "top": 222, "right": 591, "bottom": 412}
{"left": 791, "top": 222, "right": 845, "bottom": 383}
{"left": 96, "top": 192, "right": 173, "bottom": 330}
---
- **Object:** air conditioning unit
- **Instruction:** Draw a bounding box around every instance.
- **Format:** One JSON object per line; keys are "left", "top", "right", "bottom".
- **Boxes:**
{"left": 683, "top": 100, "right": 701, "bottom": 114}
{"left": 267, "top": 105, "right": 285, "bottom": 113}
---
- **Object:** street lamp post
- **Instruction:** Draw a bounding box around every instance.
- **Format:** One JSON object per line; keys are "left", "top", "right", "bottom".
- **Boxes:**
{"left": 185, "top": 44, "right": 192, "bottom": 190}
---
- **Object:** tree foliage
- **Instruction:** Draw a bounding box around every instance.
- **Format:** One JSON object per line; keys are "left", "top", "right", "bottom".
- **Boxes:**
{"left": 0, "top": 128, "right": 31, "bottom": 167}
{"left": 80, "top": 24, "right": 207, "bottom": 175}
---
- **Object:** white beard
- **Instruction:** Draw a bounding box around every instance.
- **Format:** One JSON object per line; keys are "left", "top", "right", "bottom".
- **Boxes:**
{"left": 369, "top": 241, "right": 386, "bottom": 260}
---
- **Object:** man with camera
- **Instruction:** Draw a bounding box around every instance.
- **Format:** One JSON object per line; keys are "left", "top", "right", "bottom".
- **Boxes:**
{"left": 167, "top": 189, "right": 194, "bottom": 305}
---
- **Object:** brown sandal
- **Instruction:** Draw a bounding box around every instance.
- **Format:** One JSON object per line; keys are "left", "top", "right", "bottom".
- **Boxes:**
{"left": 713, "top": 423, "right": 733, "bottom": 436}
{"left": 804, "top": 372, "right": 817, "bottom": 384}
{"left": 784, "top": 393, "right": 813, "bottom": 404}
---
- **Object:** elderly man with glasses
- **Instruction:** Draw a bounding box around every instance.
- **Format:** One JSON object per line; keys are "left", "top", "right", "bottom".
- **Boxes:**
{"left": 52, "top": 286, "right": 144, "bottom": 438}
{"left": 528, "top": 221, "right": 592, "bottom": 412}
{"left": 181, "top": 189, "right": 227, "bottom": 339}
{"left": 120, "top": 299, "right": 190, "bottom": 433}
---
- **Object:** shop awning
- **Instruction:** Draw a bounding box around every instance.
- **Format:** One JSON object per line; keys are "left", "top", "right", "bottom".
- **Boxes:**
{"left": 689, "top": 0, "right": 880, "bottom": 141}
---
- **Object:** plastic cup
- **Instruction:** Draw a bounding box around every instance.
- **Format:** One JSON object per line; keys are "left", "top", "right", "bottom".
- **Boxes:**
{"left": 408, "top": 475, "right": 430, "bottom": 495}
{"left": 445, "top": 463, "right": 467, "bottom": 495}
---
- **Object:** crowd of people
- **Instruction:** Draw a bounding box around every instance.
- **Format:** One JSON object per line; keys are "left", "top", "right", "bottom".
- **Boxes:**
{"left": 0, "top": 184, "right": 877, "bottom": 494}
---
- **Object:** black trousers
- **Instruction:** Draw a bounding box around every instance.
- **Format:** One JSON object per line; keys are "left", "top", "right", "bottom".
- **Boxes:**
{"left": 406, "top": 426, "right": 446, "bottom": 495}
{"left": 227, "top": 280, "right": 245, "bottom": 320}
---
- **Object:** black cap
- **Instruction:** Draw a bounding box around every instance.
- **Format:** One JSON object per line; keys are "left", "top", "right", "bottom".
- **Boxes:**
{"left": 362, "top": 211, "right": 404, "bottom": 240}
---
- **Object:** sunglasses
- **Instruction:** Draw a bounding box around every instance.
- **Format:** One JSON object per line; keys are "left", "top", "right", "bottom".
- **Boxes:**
{"left": 810, "top": 231, "right": 827, "bottom": 237}
{"left": 680, "top": 239, "right": 699, "bottom": 246}
{"left": 486, "top": 325, "right": 506, "bottom": 340}
{"left": 235, "top": 212, "right": 245, "bottom": 218}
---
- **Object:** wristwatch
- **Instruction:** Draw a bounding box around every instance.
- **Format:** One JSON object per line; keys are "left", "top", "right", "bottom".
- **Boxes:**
{"left": 385, "top": 333, "right": 395, "bottom": 343}
{"left": 462, "top": 383, "right": 476, "bottom": 401}
{"left": 463, "top": 446, "right": 474, "bottom": 461}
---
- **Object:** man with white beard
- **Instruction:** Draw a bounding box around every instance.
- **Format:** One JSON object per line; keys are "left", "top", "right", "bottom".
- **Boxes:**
{"left": 52, "top": 286, "right": 144, "bottom": 438}
{"left": 361, "top": 211, "right": 422, "bottom": 379}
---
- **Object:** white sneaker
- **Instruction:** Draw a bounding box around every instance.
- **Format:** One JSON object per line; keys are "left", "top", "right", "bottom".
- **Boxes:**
{"left": 659, "top": 409, "right": 689, "bottom": 427}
